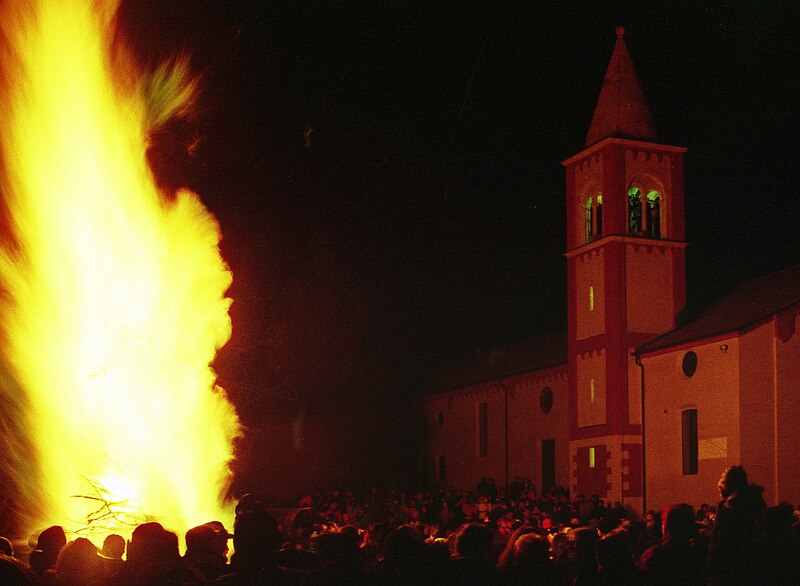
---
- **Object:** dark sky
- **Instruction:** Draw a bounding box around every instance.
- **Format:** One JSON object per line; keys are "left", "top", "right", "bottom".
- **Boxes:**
{"left": 123, "top": 0, "right": 800, "bottom": 383}
{"left": 119, "top": 1, "right": 798, "bottom": 490}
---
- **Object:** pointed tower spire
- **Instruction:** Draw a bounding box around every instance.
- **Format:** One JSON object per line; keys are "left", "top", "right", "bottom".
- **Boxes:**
{"left": 585, "top": 26, "right": 657, "bottom": 147}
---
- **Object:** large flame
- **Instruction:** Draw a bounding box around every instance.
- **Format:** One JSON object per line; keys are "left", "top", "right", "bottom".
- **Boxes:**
{"left": 0, "top": 0, "right": 240, "bottom": 539}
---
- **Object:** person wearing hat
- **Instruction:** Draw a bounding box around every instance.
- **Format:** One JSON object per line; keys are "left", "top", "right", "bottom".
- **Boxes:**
{"left": 203, "top": 520, "right": 233, "bottom": 561}
{"left": 28, "top": 525, "right": 66, "bottom": 579}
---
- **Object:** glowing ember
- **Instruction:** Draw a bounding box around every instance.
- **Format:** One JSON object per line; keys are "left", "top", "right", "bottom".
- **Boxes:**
{"left": 0, "top": 0, "right": 240, "bottom": 540}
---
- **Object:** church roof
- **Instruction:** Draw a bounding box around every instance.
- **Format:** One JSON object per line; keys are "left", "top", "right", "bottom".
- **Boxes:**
{"left": 636, "top": 263, "right": 800, "bottom": 355}
{"left": 585, "top": 26, "right": 657, "bottom": 147}
{"left": 427, "top": 330, "right": 567, "bottom": 395}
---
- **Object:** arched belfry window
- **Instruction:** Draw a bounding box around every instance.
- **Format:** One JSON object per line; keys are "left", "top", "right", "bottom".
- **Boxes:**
{"left": 595, "top": 195, "right": 603, "bottom": 237}
{"left": 584, "top": 196, "right": 593, "bottom": 243}
{"left": 628, "top": 187, "right": 643, "bottom": 234}
{"left": 628, "top": 184, "right": 664, "bottom": 239}
{"left": 646, "top": 190, "right": 661, "bottom": 238}
{"left": 583, "top": 193, "right": 603, "bottom": 243}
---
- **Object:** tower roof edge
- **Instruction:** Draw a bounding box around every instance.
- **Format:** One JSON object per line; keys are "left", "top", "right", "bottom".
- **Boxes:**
{"left": 584, "top": 27, "right": 657, "bottom": 148}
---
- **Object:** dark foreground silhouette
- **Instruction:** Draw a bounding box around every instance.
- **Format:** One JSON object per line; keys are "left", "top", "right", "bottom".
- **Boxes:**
{"left": 2, "top": 465, "right": 798, "bottom": 585}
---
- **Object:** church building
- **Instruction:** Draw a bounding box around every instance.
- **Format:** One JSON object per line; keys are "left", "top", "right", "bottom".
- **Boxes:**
{"left": 421, "top": 27, "right": 800, "bottom": 513}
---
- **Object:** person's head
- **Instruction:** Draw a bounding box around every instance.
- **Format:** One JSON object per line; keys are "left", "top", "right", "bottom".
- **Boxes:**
{"left": 162, "top": 530, "right": 181, "bottom": 564}
{"left": 596, "top": 515, "right": 621, "bottom": 535}
{"left": 29, "top": 525, "right": 67, "bottom": 574}
{"left": 202, "top": 520, "right": 233, "bottom": 557}
{"left": 718, "top": 465, "right": 748, "bottom": 498}
{"left": 340, "top": 525, "right": 359, "bottom": 540}
{"left": 662, "top": 503, "right": 696, "bottom": 539}
{"left": 568, "top": 527, "right": 598, "bottom": 567}
{"left": 382, "top": 525, "right": 425, "bottom": 568}
{"left": 0, "top": 556, "right": 32, "bottom": 585}
{"left": 763, "top": 502, "right": 795, "bottom": 536}
{"left": 232, "top": 509, "right": 280, "bottom": 563}
{"left": 37, "top": 526, "right": 67, "bottom": 552}
{"left": 235, "top": 493, "right": 261, "bottom": 517}
{"left": 455, "top": 523, "right": 494, "bottom": 561}
{"left": 512, "top": 532, "right": 551, "bottom": 570}
{"left": 497, "top": 526, "right": 536, "bottom": 569}
{"left": 55, "top": 538, "right": 103, "bottom": 586}
{"left": 128, "top": 522, "right": 169, "bottom": 566}
{"left": 100, "top": 534, "right": 125, "bottom": 560}
{"left": 313, "top": 531, "right": 360, "bottom": 567}
{"left": 596, "top": 528, "right": 632, "bottom": 570}
{"left": 551, "top": 530, "right": 569, "bottom": 564}
{"left": 0, "top": 536, "right": 13, "bottom": 557}
{"left": 185, "top": 524, "right": 218, "bottom": 556}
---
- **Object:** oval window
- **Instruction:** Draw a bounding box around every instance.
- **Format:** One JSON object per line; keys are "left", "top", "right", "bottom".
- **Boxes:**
{"left": 539, "top": 387, "right": 553, "bottom": 414}
{"left": 682, "top": 351, "right": 698, "bottom": 377}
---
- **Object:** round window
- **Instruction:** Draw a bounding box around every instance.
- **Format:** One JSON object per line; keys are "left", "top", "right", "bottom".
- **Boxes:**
{"left": 682, "top": 351, "right": 698, "bottom": 377}
{"left": 539, "top": 387, "right": 553, "bottom": 414}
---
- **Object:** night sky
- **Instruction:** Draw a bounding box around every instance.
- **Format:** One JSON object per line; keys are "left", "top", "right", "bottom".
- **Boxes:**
{"left": 119, "top": 1, "right": 798, "bottom": 495}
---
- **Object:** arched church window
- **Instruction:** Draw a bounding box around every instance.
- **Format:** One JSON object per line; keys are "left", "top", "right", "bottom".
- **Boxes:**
{"left": 646, "top": 190, "right": 661, "bottom": 239}
{"left": 628, "top": 187, "right": 643, "bottom": 234}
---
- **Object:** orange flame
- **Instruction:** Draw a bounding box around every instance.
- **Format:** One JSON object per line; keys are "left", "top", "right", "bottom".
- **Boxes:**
{"left": 0, "top": 0, "right": 240, "bottom": 540}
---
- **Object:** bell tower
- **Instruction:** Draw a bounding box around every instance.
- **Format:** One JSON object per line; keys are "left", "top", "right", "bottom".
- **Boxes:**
{"left": 563, "top": 27, "right": 687, "bottom": 509}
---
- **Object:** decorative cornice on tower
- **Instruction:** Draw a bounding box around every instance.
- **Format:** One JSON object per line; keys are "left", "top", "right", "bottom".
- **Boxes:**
{"left": 584, "top": 26, "right": 657, "bottom": 147}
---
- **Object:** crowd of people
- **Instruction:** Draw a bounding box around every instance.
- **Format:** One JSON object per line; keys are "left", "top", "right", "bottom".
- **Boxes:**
{"left": 1, "top": 465, "right": 799, "bottom": 584}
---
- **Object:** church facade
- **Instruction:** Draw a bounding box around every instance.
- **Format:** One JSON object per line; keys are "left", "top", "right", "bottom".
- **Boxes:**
{"left": 421, "top": 28, "right": 800, "bottom": 513}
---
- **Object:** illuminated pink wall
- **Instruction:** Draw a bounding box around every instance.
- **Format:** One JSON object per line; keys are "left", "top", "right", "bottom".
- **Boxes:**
{"left": 642, "top": 337, "right": 741, "bottom": 510}
{"left": 424, "top": 364, "right": 569, "bottom": 492}
{"left": 642, "top": 315, "right": 800, "bottom": 510}
{"left": 774, "top": 312, "right": 800, "bottom": 504}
